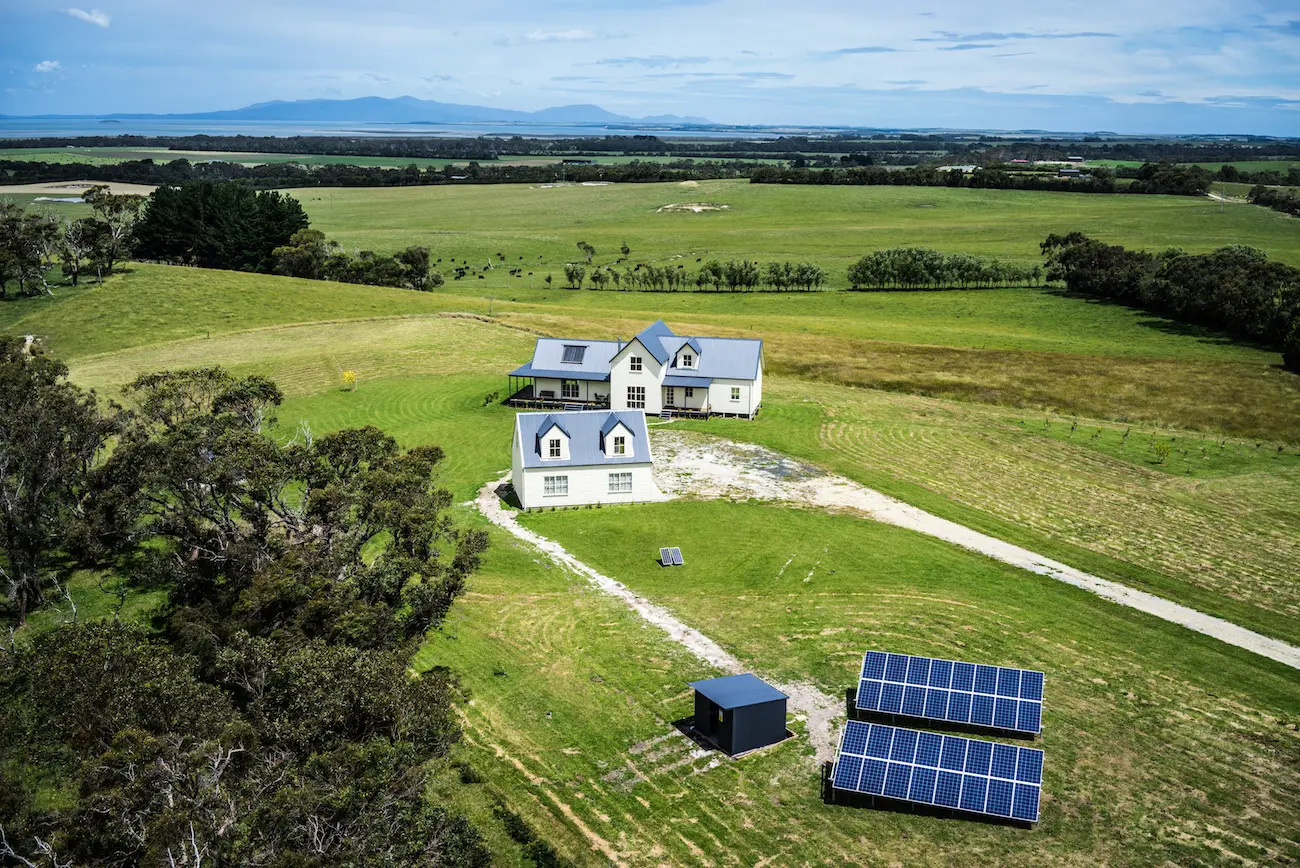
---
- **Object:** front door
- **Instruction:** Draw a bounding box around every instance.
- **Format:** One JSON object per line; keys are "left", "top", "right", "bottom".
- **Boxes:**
{"left": 665, "top": 386, "right": 676, "bottom": 407}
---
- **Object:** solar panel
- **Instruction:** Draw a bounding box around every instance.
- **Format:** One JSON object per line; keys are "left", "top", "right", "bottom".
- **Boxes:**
{"left": 659, "top": 548, "right": 673, "bottom": 567}
{"left": 670, "top": 547, "right": 684, "bottom": 566}
{"left": 561, "top": 345, "right": 586, "bottom": 364}
{"left": 855, "top": 651, "right": 1044, "bottom": 735}
{"left": 831, "top": 720, "right": 1042, "bottom": 823}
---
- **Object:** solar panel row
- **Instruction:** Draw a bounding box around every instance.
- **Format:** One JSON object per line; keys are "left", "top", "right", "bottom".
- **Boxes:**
{"left": 832, "top": 721, "right": 1042, "bottom": 823}
{"left": 659, "top": 546, "right": 685, "bottom": 567}
{"left": 856, "top": 651, "right": 1044, "bottom": 735}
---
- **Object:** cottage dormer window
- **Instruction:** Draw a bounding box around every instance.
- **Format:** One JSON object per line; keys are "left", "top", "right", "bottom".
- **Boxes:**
{"left": 681, "top": 352, "right": 694, "bottom": 368}
{"left": 548, "top": 438, "right": 561, "bottom": 458}
{"left": 612, "top": 435, "right": 626, "bottom": 455}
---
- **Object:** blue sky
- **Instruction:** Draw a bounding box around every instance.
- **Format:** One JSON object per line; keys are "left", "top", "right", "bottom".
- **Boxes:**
{"left": 3, "top": 0, "right": 1299, "bottom": 134}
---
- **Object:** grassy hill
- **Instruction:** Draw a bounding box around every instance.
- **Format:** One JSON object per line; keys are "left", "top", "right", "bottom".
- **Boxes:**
{"left": 4, "top": 180, "right": 1299, "bottom": 865}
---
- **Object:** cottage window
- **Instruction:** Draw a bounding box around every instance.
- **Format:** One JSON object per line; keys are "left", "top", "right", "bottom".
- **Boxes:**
{"left": 608, "top": 472, "right": 633, "bottom": 493}
{"left": 685, "top": 387, "right": 694, "bottom": 399}
{"left": 561, "top": 380, "right": 580, "bottom": 400}
{"left": 629, "top": 356, "right": 643, "bottom": 372}
{"left": 543, "top": 475, "right": 568, "bottom": 496}
{"left": 627, "top": 386, "right": 645, "bottom": 409}
{"left": 612, "top": 435, "right": 626, "bottom": 455}
{"left": 731, "top": 387, "right": 741, "bottom": 401}
{"left": 548, "top": 437, "right": 561, "bottom": 459}
{"left": 682, "top": 352, "right": 694, "bottom": 368}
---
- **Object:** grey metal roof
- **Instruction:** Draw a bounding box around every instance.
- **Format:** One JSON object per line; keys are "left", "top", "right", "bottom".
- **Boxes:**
{"left": 689, "top": 674, "right": 788, "bottom": 709}
{"left": 523, "top": 337, "right": 621, "bottom": 377}
{"left": 663, "top": 374, "right": 711, "bottom": 387}
{"left": 514, "top": 323, "right": 761, "bottom": 382}
{"left": 517, "top": 410, "right": 651, "bottom": 469}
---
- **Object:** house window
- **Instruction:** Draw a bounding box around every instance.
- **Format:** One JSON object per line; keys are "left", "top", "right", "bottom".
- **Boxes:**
{"left": 561, "top": 380, "right": 580, "bottom": 400}
{"left": 682, "top": 352, "right": 693, "bottom": 368}
{"left": 627, "top": 386, "right": 645, "bottom": 409}
{"left": 548, "top": 438, "right": 561, "bottom": 458}
{"left": 612, "top": 435, "right": 626, "bottom": 455}
{"left": 608, "top": 472, "right": 632, "bottom": 493}
{"left": 731, "top": 387, "right": 741, "bottom": 401}
{"left": 685, "top": 387, "right": 694, "bottom": 399}
{"left": 543, "top": 475, "right": 568, "bottom": 496}
{"left": 665, "top": 387, "right": 676, "bottom": 407}
{"left": 561, "top": 345, "right": 586, "bottom": 364}
{"left": 630, "top": 356, "right": 643, "bottom": 372}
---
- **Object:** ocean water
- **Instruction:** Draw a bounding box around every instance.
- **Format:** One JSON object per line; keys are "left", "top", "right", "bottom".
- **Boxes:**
{"left": 0, "top": 118, "right": 791, "bottom": 140}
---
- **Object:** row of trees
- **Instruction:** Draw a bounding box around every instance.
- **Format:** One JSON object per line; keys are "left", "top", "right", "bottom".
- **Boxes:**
{"left": 0, "top": 348, "right": 500, "bottom": 865}
{"left": 1041, "top": 233, "right": 1300, "bottom": 370}
{"left": 1246, "top": 184, "right": 1300, "bottom": 219}
{"left": 0, "top": 186, "right": 142, "bottom": 298}
{"left": 848, "top": 247, "right": 1043, "bottom": 290}
{"left": 562, "top": 259, "right": 829, "bottom": 292}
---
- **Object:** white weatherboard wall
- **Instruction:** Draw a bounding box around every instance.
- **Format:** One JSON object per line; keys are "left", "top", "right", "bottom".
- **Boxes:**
{"left": 515, "top": 463, "right": 657, "bottom": 508}
{"left": 709, "top": 378, "right": 758, "bottom": 417}
{"left": 532, "top": 377, "right": 607, "bottom": 404}
{"left": 610, "top": 339, "right": 665, "bottom": 413}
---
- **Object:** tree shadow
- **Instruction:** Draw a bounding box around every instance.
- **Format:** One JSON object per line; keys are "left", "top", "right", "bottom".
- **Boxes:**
{"left": 1041, "top": 287, "right": 1276, "bottom": 352}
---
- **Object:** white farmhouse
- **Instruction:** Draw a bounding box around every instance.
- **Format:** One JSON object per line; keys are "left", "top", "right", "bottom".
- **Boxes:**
{"left": 510, "top": 410, "right": 663, "bottom": 509}
{"left": 506, "top": 320, "right": 763, "bottom": 419}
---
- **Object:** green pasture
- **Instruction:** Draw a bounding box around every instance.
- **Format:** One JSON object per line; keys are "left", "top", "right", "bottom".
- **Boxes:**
{"left": 299, "top": 179, "right": 1300, "bottom": 270}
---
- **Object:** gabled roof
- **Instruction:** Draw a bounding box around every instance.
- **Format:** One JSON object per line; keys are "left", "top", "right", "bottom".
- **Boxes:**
{"left": 513, "top": 323, "right": 762, "bottom": 383}
{"left": 534, "top": 414, "right": 569, "bottom": 439}
{"left": 599, "top": 412, "right": 632, "bottom": 437}
{"left": 689, "top": 674, "right": 788, "bottom": 709}
{"left": 516, "top": 410, "right": 652, "bottom": 469}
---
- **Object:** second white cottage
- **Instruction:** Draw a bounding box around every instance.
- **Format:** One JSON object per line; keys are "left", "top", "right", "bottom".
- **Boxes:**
{"left": 510, "top": 409, "right": 665, "bottom": 509}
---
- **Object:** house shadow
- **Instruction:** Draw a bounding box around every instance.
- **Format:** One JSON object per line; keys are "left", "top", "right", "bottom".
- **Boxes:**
{"left": 819, "top": 763, "right": 1035, "bottom": 829}
{"left": 844, "top": 688, "right": 1039, "bottom": 743}
{"left": 493, "top": 482, "right": 522, "bottom": 510}
{"left": 670, "top": 716, "right": 796, "bottom": 758}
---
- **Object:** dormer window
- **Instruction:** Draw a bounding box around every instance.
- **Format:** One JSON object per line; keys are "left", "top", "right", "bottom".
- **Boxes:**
{"left": 548, "top": 438, "right": 561, "bottom": 458}
{"left": 630, "top": 356, "right": 643, "bottom": 372}
{"left": 681, "top": 352, "right": 694, "bottom": 368}
{"left": 612, "top": 435, "right": 626, "bottom": 455}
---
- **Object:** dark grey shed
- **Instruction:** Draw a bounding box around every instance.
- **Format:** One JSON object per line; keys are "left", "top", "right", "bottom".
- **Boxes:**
{"left": 688, "top": 674, "right": 788, "bottom": 756}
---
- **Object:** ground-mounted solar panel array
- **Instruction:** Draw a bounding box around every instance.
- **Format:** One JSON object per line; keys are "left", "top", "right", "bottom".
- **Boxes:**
{"left": 659, "top": 546, "right": 684, "bottom": 566}
{"left": 831, "top": 721, "right": 1043, "bottom": 823}
{"left": 856, "top": 651, "right": 1044, "bottom": 735}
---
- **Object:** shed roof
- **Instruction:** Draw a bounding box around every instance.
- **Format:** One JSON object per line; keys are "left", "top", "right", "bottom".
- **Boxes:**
{"left": 689, "top": 674, "right": 787, "bottom": 709}
{"left": 516, "top": 410, "right": 651, "bottom": 469}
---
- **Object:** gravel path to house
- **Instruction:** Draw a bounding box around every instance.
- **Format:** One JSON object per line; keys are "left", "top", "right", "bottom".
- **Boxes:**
{"left": 651, "top": 430, "right": 1300, "bottom": 671}
{"left": 474, "top": 477, "right": 844, "bottom": 763}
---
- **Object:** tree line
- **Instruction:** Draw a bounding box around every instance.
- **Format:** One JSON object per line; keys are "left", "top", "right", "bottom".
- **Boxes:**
{"left": 0, "top": 351, "right": 506, "bottom": 865}
{"left": 1041, "top": 232, "right": 1300, "bottom": 370}
{"left": 848, "top": 247, "right": 1043, "bottom": 290}
{"left": 1246, "top": 185, "right": 1300, "bottom": 220}
{"left": 562, "top": 258, "right": 829, "bottom": 291}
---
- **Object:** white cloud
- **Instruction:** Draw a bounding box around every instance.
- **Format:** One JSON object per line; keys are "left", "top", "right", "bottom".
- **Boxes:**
{"left": 33, "top": 60, "right": 62, "bottom": 73}
{"left": 66, "top": 7, "right": 111, "bottom": 27}
{"left": 524, "top": 28, "right": 598, "bottom": 43}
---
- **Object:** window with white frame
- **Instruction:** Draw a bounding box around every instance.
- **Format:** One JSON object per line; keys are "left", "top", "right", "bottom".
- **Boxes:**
{"left": 629, "top": 355, "right": 643, "bottom": 372}
{"left": 608, "top": 472, "right": 632, "bottom": 493}
{"left": 548, "top": 437, "right": 561, "bottom": 458}
{"left": 561, "top": 380, "right": 579, "bottom": 399}
{"left": 543, "top": 475, "right": 568, "bottom": 496}
{"left": 731, "top": 387, "right": 741, "bottom": 401}
{"left": 612, "top": 435, "right": 626, "bottom": 455}
{"left": 685, "top": 387, "right": 694, "bottom": 399}
{"left": 627, "top": 385, "right": 645, "bottom": 409}
{"left": 681, "top": 352, "right": 694, "bottom": 368}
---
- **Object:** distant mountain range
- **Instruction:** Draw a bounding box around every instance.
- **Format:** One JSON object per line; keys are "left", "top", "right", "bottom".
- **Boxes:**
{"left": 5, "top": 96, "right": 713, "bottom": 126}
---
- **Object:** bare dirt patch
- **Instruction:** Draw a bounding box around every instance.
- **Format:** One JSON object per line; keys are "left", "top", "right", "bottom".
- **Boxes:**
{"left": 0, "top": 180, "right": 157, "bottom": 196}
{"left": 656, "top": 202, "right": 730, "bottom": 213}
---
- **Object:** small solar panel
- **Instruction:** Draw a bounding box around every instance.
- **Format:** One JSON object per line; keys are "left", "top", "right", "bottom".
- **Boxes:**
{"left": 855, "top": 651, "right": 1044, "bottom": 735}
{"left": 659, "top": 547, "right": 673, "bottom": 567}
{"left": 670, "top": 547, "right": 684, "bottom": 566}
{"left": 561, "top": 345, "right": 586, "bottom": 364}
{"left": 831, "top": 721, "right": 1043, "bottom": 823}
